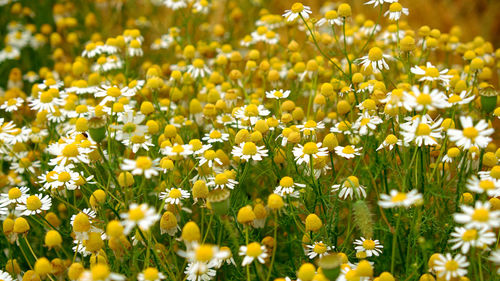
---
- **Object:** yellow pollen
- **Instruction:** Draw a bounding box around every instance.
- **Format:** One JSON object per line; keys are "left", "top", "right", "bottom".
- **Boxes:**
{"left": 479, "top": 180, "right": 494, "bottom": 190}
{"left": 130, "top": 135, "right": 146, "bottom": 144}
{"left": 209, "top": 130, "right": 222, "bottom": 139}
{"left": 58, "top": 172, "right": 71, "bottom": 182}
{"left": 169, "top": 188, "right": 182, "bottom": 199}
{"left": 313, "top": 242, "right": 327, "bottom": 254}
{"left": 291, "top": 3, "right": 304, "bottom": 13}
{"left": 279, "top": 177, "right": 294, "bottom": 188}
{"left": 8, "top": 187, "right": 22, "bottom": 199}
{"left": 362, "top": 239, "right": 376, "bottom": 250}
{"left": 193, "top": 59, "right": 205, "bottom": 68}
{"left": 444, "top": 260, "right": 459, "bottom": 271}
{"left": 196, "top": 245, "right": 214, "bottom": 262}
{"left": 204, "top": 150, "right": 216, "bottom": 160}
{"left": 391, "top": 192, "right": 407, "bottom": 202}
{"left": 62, "top": 143, "right": 79, "bottom": 157}
{"left": 40, "top": 92, "right": 54, "bottom": 103}
{"left": 461, "top": 229, "right": 478, "bottom": 241}
{"left": 106, "top": 87, "right": 122, "bottom": 98}
{"left": 424, "top": 67, "right": 440, "bottom": 78}
{"left": 214, "top": 174, "right": 228, "bottom": 185}
{"left": 416, "top": 94, "right": 432, "bottom": 105}
{"left": 303, "top": 142, "right": 319, "bottom": 154}
{"left": 244, "top": 104, "right": 259, "bottom": 117}
{"left": 368, "top": 47, "right": 383, "bottom": 61}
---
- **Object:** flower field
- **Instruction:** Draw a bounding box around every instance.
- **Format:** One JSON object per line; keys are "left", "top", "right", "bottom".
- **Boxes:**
{"left": 0, "top": 0, "right": 499, "bottom": 280}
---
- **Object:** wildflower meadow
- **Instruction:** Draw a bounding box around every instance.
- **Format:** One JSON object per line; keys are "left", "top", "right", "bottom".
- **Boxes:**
{"left": 0, "top": 0, "right": 500, "bottom": 280}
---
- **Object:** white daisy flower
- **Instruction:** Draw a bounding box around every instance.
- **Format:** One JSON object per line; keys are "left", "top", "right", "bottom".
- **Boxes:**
{"left": 16, "top": 193, "right": 52, "bottom": 216}
{"left": 352, "top": 112, "right": 383, "bottom": 136}
{"left": 358, "top": 47, "right": 392, "bottom": 72}
{"left": 433, "top": 253, "right": 469, "bottom": 281}
{"left": 266, "top": 89, "right": 290, "bottom": 100}
{"left": 292, "top": 142, "right": 329, "bottom": 165}
{"left": 187, "top": 59, "right": 211, "bottom": 79}
{"left": 410, "top": 62, "right": 453, "bottom": 86}
{"left": 378, "top": 189, "right": 422, "bottom": 208}
{"left": 376, "top": 134, "right": 402, "bottom": 151}
{"left": 120, "top": 203, "right": 160, "bottom": 235}
{"left": 364, "top": 0, "right": 397, "bottom": 7}
{"left": 159, "top": 187, "right": 190, "bottom": 206}
{"left": 454, "top": 201, "right": 500, "bottom": 230}
{"left": 137, "top": 268, "right": 166, "bottom": 281}
{"left": 400, "top": 115, "right": 443, "bottom": 147}
{"left": 239, "top": 242, "right": 268, "bottom": 266}
{"left": 306, "top": 241, "right": 334, "bottom": 259}
{"left": 202, "top": 129, "right": 229, "bottom": 144}
{"left": 332, "top": 176, "right": 367, "bottom": 200}
{"left": 0, "top": 97, "right": 23, "bottom": 112}
{"left": 384, "top": 2, "right": 409, "bottom": 21}
{"left": 274, "top": 176, "right": 305, "bottom": 198}
{"left": 334, "top": 145, "right": 362, "bottom": 159}
{"left": 353, "top": 237, "right": 383, "bottom": 257}
{"left": 447, "top": 116, "right": 494, "bottom": 149}
{"left": 449, "top": 226, "right": 496, "bottom": 254}
{"left": 121, "top": 157, "right": 161, "bottom": 179}
{"left": 403, "top": 85, "right": 449, "bottom": 112}
{"left": 282, "top": 3, "right": 312, "bottom": 22}
{"left": 231, "top": 142, "right": 268, "bottom": 162}
{"left": 466, "top": 176, "right": 500, "bottom": 197}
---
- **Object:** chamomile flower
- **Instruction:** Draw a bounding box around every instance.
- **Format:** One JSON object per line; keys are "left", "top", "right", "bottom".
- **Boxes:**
{"left": 266, "top": 89, "right": 290, "bottom": 100}
{"left": 400, "top": 116, "right": 443, "bottom": 146}
{"left": 283, "top": 3, "right": 312, "bottom": 22}
{"left": 489, "top": 249, "right": 500, "bottom": 274}
{"left": 411, "top": 62, "right": 453, "bottom": 86}
{"left": 197, "top": 149, "right": 223, "bottom": 168}
{"left": 353, "top": 237, "right": 384, "bottom": 257}
{"left": 0, "top": 186, "right": 29, "bottom": 204}
{"left": 454, "top": 201, "right": 500, "bottom": 230}
{"left": 16, "top": 193, "right": 52, "bottom": 216}
{"left": 316, "top": 10, "right": 342, "bottom": 27}
{"left": 384, "top": 2, "right": 409, "bottom": 21}
{"left": 202, "top": 130, "right": 229, "bottom": 144}
{"left": 121, "top": 157, "right": 161, "bottom": 178}
{"left": 0, "top": 270, "right": 13, "bottom": 281}
{"left": 77, "top": 264, "right": 125, "bottom": 281}
{"left": 376, "top": 134, "right": 402, "bottom": 151}
{"left": 207, "top": 172, "right": 238, "bottom": 190}
{"left": 352, "top": 112, "right": 383, "bottom": 136}
{"left": 292, "top": 142, "right": 329, "bottom": 165}
{"left": 297, "top": 120, "right": 325, "bottom": 135}
{"left": 0, "top": 97, "right": 23, "bottom": 112}
{"left": 274, "top": 176, "right": 304, "bottom": 198}
{"left": 164, "top": 0, "right": 187, "bottom": 10}
{"left": 28, "top": 90, "right": 64, "bottom": 113}
{"left": 334, "top": 145, "right": 362, "bottom": 159}
{"left": 358, "top": 47, "right": 392, "bottom": 72}
{"left": 364, "top": 0, "right": 397, "bottom": 7}
{"left": 137, "top": 268, "right": 166, "bottom": 281}
{"left": 187, "top": 59, "right": 211, "bottom": 79}
{"left": 120, "top": 203, "right": 160, "bottom": 235}
{"left": 449, "top": 226, "right": 496, "bottom": 254}
{"left": 231, "top": 142, "right": 268, "bottom": 162}
{"left": 306, "top": 241, "right": 333, "bottom": 259}
{"left": 433, "top": 253, "right": 469, "bottom": 281}
{"left": 447, "top": 116, "right": 494, "bottom": 149}
{"left": 466, "top": 176, "right": 500, "bottom": 197}
{"left": 159, "top": 188, "right": 190, "bottom": 206}
{"left": 403, "top": 85, "right": 449, "bottom": 111}
{"left": 447, "top": 91, "right": 475, "bottom": 105}
{"left": 378, "top": 189, "right": 422, "bottom": 208}
{"left": 239, "top": 242, "right": 268, "bottom": 266}
{"left": 234, "top": 104, "right": 270, "bottom": 125}
{"left": 332, "top": 176, "right": 367, "bottom": 200}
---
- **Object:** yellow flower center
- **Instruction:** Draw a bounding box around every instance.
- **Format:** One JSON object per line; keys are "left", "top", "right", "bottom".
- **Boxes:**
{"left": 344, "top": 176, "right": 359, "bottom": 187}
{"left": 273, "top": 91, "right": 283, "bottom": 98}
{"left": 7, "top": 98, "right": 18, "bottom": 106}
{"left": 91, "top": 264, "right": 110, "bottom": 280}
{"left": 462, "top": 127, "right": 478, "bottom": 140}
{"left": 424, "top": 67, "right": 440, "bottom": 78}
{"left": 131, "top": 135, "right": 146, "bottom": 144}
{"left": 291, "top": 3, "right": 304, "bottom": 13}
{"left": 304, "top": 120, "right": 317, "bottom": 128}
{"left": 461, "top": 229, "right": 478, "bottom": 241}
{"left": 416, "top": 123, "right": 431, "bottom": 136}
{"left": 40, "top": 91, "right": 54, "bottom": 103}
{"left": 26, "top": 195, "right": 42, "bottom": 211}
{"left": 242, "top": 142, "right": 257, "bottom": 155}
{"left": 143, "top": 268, "right": 159, "bottom": 281}
{"left": 416, "top": 93, "right": 432, "bottom": 105}
{"left": 244, "top": 104, "right": 259, "bottom": 117}
{"left": 246, "top": 242, "right": 263, "bottom": 257}
{"left": 209, "top": 130, "right": 222, "bottom": 139}
{"left": 214, "top": 173, "right": 228, "bottom": 185}
{"left": 313, "top": 243, "right": 327, "bottom": 254}
{"left": 362, "top": 239, "right": 376, "bottom": 250}
{"left": 444, "top": 260, "right": 459, "bottom": 271}
{"left": 368, "top": 47, "right": 383, "bottom": 61}
{"left": 385, "top": 134, "right": 398, "bottom": 144}
{"left": 58, "top": 172, "right": 71, "bottom": 182}
{"left": 391, "top": 192, "right": 407, "bottom": 202}
{"left": 448, "top": 94, "right": 462, "bottom": 103}
{"left": 136, "top": 156, "right": 153, "bottom": 170}
{"left": 389, "top": 2, "right": 403, "bottom": 12}
{"left": 303, "top": 142, "right": 319, "bottom": 154}
{"left": 479, "top": 180, "right": 495, "bottom": 191}
{"left": 129, "top": 207, "right": 145, "bottom": 221}
{"left": 342, "top": 145, "right": 355, "bottom": 154}
{"left": 62, "top": 143, "right": 79, "bottom": 158}
{"left": 106, "top": 87, "right": 122, "bottom": 98}
{"left": 193, "top": 59, "right": 205, "bottom": 68}
{"left": 279, "top": 176, "right": 294, "bottom": 188}
{"left": 196, "top": 245, "right": 214, "bottom": 262}
{"left": 8, "top": 187, "right": 22, "bottom": 199}
{"left": 169, "top": 188, "right": 182, "bottom": 199}
{"left": 204, "top": 150, "right": 216, "bottom": 160}
{"left": 472, "top": 208, "right": 489, "bottom": 222}
{"left": 360, "top": 118, "right": 371, "bottom": 126}
{"left": 338, "top": 121, "right": 351, "bottom": 131}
